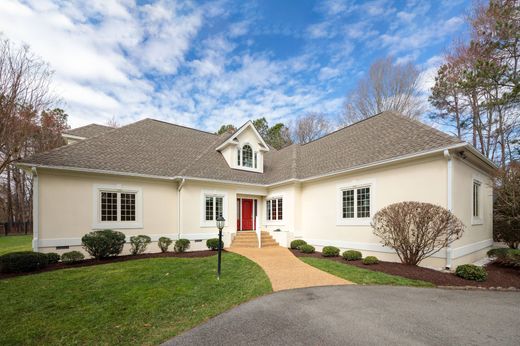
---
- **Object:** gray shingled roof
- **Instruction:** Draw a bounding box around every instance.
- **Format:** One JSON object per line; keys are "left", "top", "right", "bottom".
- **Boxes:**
{"left": 21, "top": 112, "right": 464, "bottom": 185}
{"left": 64, "top": 123, "right": 114, "bottom": 138}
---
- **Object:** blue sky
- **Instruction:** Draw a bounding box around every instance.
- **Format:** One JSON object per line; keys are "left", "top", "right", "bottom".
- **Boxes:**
{"left": 0, "top": 0, "right": 470, "bottom": 130}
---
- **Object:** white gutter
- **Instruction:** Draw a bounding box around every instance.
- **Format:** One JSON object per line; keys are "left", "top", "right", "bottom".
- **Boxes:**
{"left": 177, "top": 178, "right": 186, "bottom": 240}
{"left": 444, "top": 150, "right": 453, "bottom": 269}
{"left": 31, "top": 167, "right": 39, "bottom": 252}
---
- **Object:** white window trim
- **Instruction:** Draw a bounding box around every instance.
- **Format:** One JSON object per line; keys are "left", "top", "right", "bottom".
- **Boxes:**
{"left": 92, "top": 184, "right": 143, "bottom": 229}
{"left": 235, "top": 142, "right": 262, "bottom": 173}
{"left": 200, "top": 190, "right": 228, "bottom": 228}
{"left": 265, "top": 195, "right": 285, "bottom": 226}
{"left": 471, "top": 176, "right": 484, "bottom": 225}
{"left": 336, "top": 179, "right": 375, "bottom": 226}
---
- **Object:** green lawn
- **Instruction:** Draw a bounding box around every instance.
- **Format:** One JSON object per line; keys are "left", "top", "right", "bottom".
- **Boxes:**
{"left": 301, "top": 257, "right": 434, "bottom": 287}
{"left": 0, "top": 253, "right": 272, "bottom": 345}
{"left": 0, "top": 235, "right": 32, "bottom": 255}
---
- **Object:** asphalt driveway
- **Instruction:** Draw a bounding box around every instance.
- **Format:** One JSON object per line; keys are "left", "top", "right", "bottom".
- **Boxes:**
{"left": 166, "top": 286, "right": 520, "bottom": 346}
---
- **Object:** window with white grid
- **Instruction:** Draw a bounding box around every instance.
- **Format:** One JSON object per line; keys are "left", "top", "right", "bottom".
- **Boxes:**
{"left": 339, "top": 183, "right": 372, "bottom": 224}
{"left": 203, "top": 193, "right": 225, "bottom": 225}
{"left": 266, "top": 197, "right": 283, "bottom": 221}
{"left": 94, "top": 185, "right": 142, "bottom": 229}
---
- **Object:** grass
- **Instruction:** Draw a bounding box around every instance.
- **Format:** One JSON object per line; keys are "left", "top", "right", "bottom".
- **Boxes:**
{"left": 0, "top": 253, "right": 272, "bottom": 345}
{"left": 0, "top": 235, "right": 32, "bottom": 255}
{"left": 300, "top": 257, "right": 434, "bottom": 287}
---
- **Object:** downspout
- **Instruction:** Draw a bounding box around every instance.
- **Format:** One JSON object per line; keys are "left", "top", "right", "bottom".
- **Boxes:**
{"left": 31, "top": 167, "right": 39, "bottom": 252}
{"left": 444, "top": 150, "right": 453, "bottom": 269}
{"left": 177, "top": 178, "right": 186, "bottom": 240}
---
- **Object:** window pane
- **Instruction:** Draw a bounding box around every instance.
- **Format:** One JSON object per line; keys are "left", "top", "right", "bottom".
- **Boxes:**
{"left": 254, "top": 152, "right": 257, "bottom": 168}
{"left": 266, "top": 200, "right": 271, "bottom": 221}
{"left": 271, "top": 199, "right": 277, "bottom": 220}
{"left": 357, "top": 187, "right": 370, "bottom": 218}
{"left": 342, "top": 190, "right": 354, "bottom": 218}
{"left": 237, "top": 149, "right": 241, "bottom": 165}
{"left": 473, "top": 182, "right": 480, "bottom": 217}
{"left": 216, "top": 197, "right": 223, "bottom": 219}
{"left": 120, "top": 193, "right": 136, "bottom": 221}
{"left": 205, "top": 196, "right": 214, "bottom": 221}
{"left": 101, "top": 192, "right": 117, "bottom": 221}
{"left": 277, "top": 198, "right": 283, "bottom": 220}
{"left": 242, "top": 145, "right": 253, "bottom": 167}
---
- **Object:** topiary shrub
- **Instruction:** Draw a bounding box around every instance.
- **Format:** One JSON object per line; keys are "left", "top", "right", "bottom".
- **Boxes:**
{"left": 206, "top": 238, "right": 223, "bottom": 251}
{"left": 61, "top": 251, "right": 85, "bottom": 264}
{"left": 487, "top": 248, "right": 511, "bottom": 258}
{"left": 174, "top": 239, "right": 191, "bottom": 253}
{"left": 342, "top": 250, "right": 362, "bottom": 261}
{"left": 322, "top": 246, "right": 340, "bottom": 257}
{"left": 129, "top": 235, "right": 151, "bottom": 255}
{"left": 0, "top": 251, "right": 49, "bottom": 273}
{"left": 81, "top": 230, "right": 126, "bottom": 259}
{"left": 46, "top": 252, "right": 61, "bottom": 264}
{"left": 455, "top": 264, "right": 487, "bottom": 281}
{"left": 362, "top": 256, "right": 379, "bottom": 265}
{"left": 158, "top": 237, "right": 173, "bottom": 253}
{"left": 290, "top": 239, "right": 307, "bottom": 250}
{"left": 299, "top": 244, "right": 315, "bottom": 254}
{"left": 494, "top": 249, "right": 520, "bottom": 268}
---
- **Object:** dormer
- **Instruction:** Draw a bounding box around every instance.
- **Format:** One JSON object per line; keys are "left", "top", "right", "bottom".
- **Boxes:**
{"left": 216, "top": 121, "right": 269, "bottom": 173}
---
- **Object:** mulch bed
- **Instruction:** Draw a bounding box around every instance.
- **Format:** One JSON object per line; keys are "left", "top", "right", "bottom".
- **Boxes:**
{"left": 0, "top": 250, "right": 217, "bottom": 280}
{"left": 292, "top": 250, "right": 520, "bottom": 289}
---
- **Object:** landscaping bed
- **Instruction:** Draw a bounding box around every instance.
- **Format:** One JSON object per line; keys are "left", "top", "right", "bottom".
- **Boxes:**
{"left": 292, "top": 250, "right": 520, "bottom": 288}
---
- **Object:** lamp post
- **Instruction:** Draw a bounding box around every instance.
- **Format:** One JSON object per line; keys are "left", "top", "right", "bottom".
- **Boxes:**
{"left": 216, "top": 216, "right": 225, "bottom": 280}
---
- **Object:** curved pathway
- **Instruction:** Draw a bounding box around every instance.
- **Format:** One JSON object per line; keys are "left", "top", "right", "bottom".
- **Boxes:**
{"left": 228, "top": 246, "right": 351, "bottom": 291}
{"left": 166, "top": 285, "right": 520, "bottom": 346}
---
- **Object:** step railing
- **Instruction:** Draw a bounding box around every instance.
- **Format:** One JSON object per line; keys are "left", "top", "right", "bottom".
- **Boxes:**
{"left": 255, "top": 215, "right": 261, "bottom": 248}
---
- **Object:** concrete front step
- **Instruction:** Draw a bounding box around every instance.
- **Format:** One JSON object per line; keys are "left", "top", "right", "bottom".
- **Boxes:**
{"left": 231, "top": 231, "right": 280, "bottom": 248}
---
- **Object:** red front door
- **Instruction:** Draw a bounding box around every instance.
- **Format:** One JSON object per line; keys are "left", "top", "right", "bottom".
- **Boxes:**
{"left": 239, "top": 199, "right": 255, "bottom": 231}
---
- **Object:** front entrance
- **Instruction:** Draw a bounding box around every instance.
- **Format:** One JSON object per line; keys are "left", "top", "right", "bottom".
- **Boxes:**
{"left": 237, "top": 198, "right": 257, "bottom": 231}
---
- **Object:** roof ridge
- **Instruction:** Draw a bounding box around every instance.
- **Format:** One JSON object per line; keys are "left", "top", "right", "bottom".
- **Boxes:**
{"left": 389, "top": 111, "right": 464, "bottom": 143}
{"left": 177, "top": 134, "right": 224, "bottom": 176}
{"left": 145, "top": 118, "right": 218, "bottom": 137}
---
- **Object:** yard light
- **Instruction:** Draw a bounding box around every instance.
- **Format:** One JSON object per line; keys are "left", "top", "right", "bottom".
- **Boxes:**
{"left": 216, "top": 216, "right": 225, "bottom": 280}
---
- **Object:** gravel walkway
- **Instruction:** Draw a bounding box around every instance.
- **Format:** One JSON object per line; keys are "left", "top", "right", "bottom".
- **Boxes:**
{"left": 228, "top": 246, "right": 351, "bottom": 291}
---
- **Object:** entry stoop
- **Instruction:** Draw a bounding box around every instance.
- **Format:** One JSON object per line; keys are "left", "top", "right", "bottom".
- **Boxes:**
{"left": 231, "top": 231, "right": 279, "bottom": 248}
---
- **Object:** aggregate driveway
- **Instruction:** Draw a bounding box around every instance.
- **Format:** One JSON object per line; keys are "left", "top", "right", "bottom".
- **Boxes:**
{"left": 166, "top": 285, "right": 520, "bottom": 346}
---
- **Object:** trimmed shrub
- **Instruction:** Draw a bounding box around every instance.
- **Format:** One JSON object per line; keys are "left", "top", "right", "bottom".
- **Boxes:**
{"left": 174, "top": 239, "right": 191, "bottom": 253}
{"left": 207, "top": 238, "right": 224, "bottom": 251}
{"left": 46, "top": 252, "right": 61, "bottom": 264}
{"left": 129, "top": 235, "right": 151, "bottom": 255}
{"left": 487, "top": 247, "right": 511, "bottom": 258}
{"left": 342, "top": 250, "right": 362, "bottom": 261}
{"left": 299, "top": 244, "right": 315, "bottom": 254}
{"left": 0, "top": 251, "right": 49, "bottom": 273}
{"left": 322, "top": 246, "right": 340, "bottom": 257}
{"left": 455, "top": 264, "right": 487, "bottom": 281}
{"left": 158, "top": 237, "right": 173, "bottom": 253}
{"left": 61, "top": 251, "right": 85, "bottom": 264}
{"left": 362, "top": 256, "right": 379, "bottom": 265}
{"left": 82, "top": 230, "right": 126, "bottom": 259}
{"left": 494, "top": 249, "right": 520, "bottom": 268}
{"left": 290, "top": 239, "right": 307, "bottom": 250}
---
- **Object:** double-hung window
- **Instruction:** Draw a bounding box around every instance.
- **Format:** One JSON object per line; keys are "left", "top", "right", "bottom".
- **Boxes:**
{"left": 338, "top": 183, "right": 372, "bottom": 225}
{"left": 266, "top": 197, "right": 283, "bottom": 221}
{"left": 94, "top": 185, "right": 142, "bottom": 229}
{"left": 202, "top": 191, "right": 227, "bottom": 227}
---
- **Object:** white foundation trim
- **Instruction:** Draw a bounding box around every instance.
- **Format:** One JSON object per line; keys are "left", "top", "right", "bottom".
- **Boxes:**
{"left": 39, "top": 233, "right": 179, "bottom": 247}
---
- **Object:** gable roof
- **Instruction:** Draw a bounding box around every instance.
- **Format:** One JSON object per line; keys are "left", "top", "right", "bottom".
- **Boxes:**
{"left": 20, "top": 112, "right": 473, "bottom": 185}
{"left": 64, "top": 124, "right": 114, "bottom": 139}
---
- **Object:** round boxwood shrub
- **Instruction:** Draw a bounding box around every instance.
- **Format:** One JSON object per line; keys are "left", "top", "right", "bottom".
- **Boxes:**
{"left": 61, "top": 251, "right": 85, "bottom": 264}
{"left": 46, "top": 252, "right": 61, "bottom": 264}
{"left": 158, "top": 237, "right": 173, "bottom": 253}
{"left": 174, "top": 239, "right": 191, "bottom": 253}
{"left": 0, "top": 251, "right": 49, "bottom": 273}
{"left": 299, "top": 244, "right": 315, "bottom": 254}
{"left": 342, "top": 250, "right": 362, "bottom": 261}
{"left": 487, "top": 248, "right": 511, "bottom": 258}
{"left": 129, "top": 235, "right": 151, "bottom": 255}
{"left": 455, "top": 264, "right": 487, "bottom": 281}
{"left": 322, "top": 246, "right": 340, "bottom": 257}
{"left": 290, "top": 239, "right": 307, "bottom": 250}
{"left": 206, "top": 238, "right": 224, "bottom": 251}
{"left": 81, "top": 230, "right": 126, "bottom": 259}
{"left": 362, "top": 256, "right": 379, "bottom": 265}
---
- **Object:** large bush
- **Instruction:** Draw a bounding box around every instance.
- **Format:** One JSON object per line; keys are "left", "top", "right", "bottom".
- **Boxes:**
{"left": 455, "top": 264, "right": 487, "bottom": 281}
{"left": 299, "top": 244, "right": 315, "bottom": 254}
{"left": 129, "top": 235, "right": 151, "bottom": 255}
{"left": 46, "top": 252, "right": 60, "bottom": 264}
{"left": 206, "top": 238, "right": 223, "bottom": 251}
{"left": 81, "top": 230, "right": 126, "bottom": 259}
{"left": 158, "top": 237, "right": 173, "bottom": 253}
{"left": 494, "top": 249, "right": 520, "bottom": 268}
{"left": 493, "top": 164, "right": 520, "bottom": 249}
{"left": 174, "top": 239, "right": 191, "bottom": 253}
{"left": 487, "top": 247, "right": 511, "bottom": 258}
{"left": 342, "top": 250, "right": 362, "bottom": 261}
{"left": 372, "top": 202, "right": 465, "bottom": 265}
{"left": 322, "top": 246, "right": 340, "bottom": 257}
{"left": 0, "top": 251, "right": 49, "bottom": 273}
{"left": 290, "top": 239, "right": 307, "bottom": 250}
{"left": 61, "top": 251, "right": 85, "bottom": 264}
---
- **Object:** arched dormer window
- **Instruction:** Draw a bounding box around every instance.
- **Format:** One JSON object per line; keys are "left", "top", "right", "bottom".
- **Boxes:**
{"left": 242, "top": 145, "right": 253, "bottom": 167}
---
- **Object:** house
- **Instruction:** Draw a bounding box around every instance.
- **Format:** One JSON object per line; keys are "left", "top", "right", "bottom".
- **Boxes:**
{"left": 18, "top": 111, "right": 496, "bottom": 268}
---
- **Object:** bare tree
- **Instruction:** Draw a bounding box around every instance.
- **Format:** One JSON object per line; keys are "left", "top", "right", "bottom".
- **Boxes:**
{"left": 106, "top": 115, "right": 120, "bottom": 128}
{"left": 342, "top": 56, "right": 425, "bottom": 124}
{"left": 292, "top": 112, "right": 332, "bottom": 144}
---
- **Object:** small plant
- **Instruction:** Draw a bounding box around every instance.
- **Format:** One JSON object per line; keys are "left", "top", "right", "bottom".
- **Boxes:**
{"left": 158, "top": 237, "right": 173, "bottom": 253}
{"left": 299, "top": 244, "right": 315, "bottom": 254}
{"left": 46, "top": 252, "right": 61, "bottom": 264}
{"left": 0, "top": 251, "right": 49, "bottom": 273}
{"left": 494, "top": 249, "right": 520, "bottom": 268}
{"left": 455, "top": 264, "right": 487, "bottom": 281}
{"left": 322, "top": 246, "right": 340, "bottom": 257}
{"left": 174, "top": 239, "right": 191, "bottom": 253}
{"left": 207, "top": 238, "right": 224, "bottom": 250}
{"left": 487, "top": 248, "right": 511, "bottom": 258}
{"left": 290, "top": 239, "right": 307, "bottom": 250}
{"left": 362, "top": 256, "right": 379, "bottom": 265}
{"left": 130, "top": 235, "right": 151, "bottom": 255}
{"left": 61, "top": 251, "right": 85, "bottom": 264}
{"left": 82, "top": 230, "right": 126, "bottom": 259}
{"left": 342, "top": 250, "right": 362, "bottom": 261}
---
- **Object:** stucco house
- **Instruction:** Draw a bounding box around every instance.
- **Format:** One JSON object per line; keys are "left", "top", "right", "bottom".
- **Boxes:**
{"left": 18, "top": 111, "right": 496, "bottom": 268}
